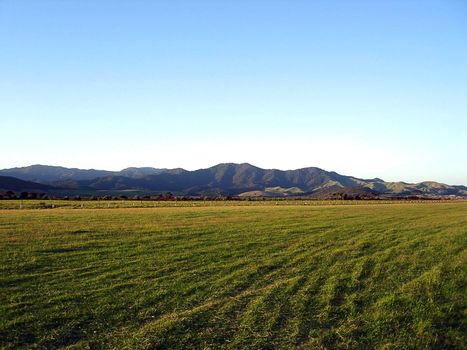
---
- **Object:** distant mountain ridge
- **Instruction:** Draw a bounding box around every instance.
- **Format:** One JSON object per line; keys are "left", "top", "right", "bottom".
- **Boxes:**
{"left": 0, "top": 165, "right": 167, "bottom": 183}
{"left": 0, "top": 163, "right": 465, "bottom": 197}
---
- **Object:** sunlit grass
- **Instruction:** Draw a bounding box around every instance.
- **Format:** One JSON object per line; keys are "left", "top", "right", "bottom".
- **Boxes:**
{"left": 1, "top": 202, "right": 466, "bottom": 349}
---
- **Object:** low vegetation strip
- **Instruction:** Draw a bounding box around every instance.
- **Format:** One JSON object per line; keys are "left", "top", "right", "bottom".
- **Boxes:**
{"left": 0, "top": 199, "right": 463, "bottom": 210}
{"left": 0, "top": 203, "right": 466, "bottom": 349}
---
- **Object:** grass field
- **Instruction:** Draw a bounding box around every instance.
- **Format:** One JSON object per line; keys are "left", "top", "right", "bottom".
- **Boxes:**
{"left": 1, "top": 202, "right": 466, "bottom": 349}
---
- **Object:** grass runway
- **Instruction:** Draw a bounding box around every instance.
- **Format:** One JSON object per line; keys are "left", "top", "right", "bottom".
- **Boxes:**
{"left": 0, "top": 202, "right": 466, "bottom": 349}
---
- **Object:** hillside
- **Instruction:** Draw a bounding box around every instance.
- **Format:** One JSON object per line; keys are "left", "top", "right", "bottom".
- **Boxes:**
{"left": 0, "top": 176, "right": 54, "bottom": 192}
{"left": 0, "top": 165, "right": 166, "bottom": 183}
{"left": 73, "top": 163, "right": 466, "bottom": 197}
{"left": 0, "top": 163, "right": 465, "bottom": 197}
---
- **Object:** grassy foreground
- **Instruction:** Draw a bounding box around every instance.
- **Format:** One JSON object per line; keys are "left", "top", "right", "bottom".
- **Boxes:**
{"left": 0, "top": 202, "right": 466, "bottom": 349}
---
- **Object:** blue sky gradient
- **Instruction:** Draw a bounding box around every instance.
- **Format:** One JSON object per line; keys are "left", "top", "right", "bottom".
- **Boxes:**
{"left": 1, "top": 0, "right": 466, "bottom": 184}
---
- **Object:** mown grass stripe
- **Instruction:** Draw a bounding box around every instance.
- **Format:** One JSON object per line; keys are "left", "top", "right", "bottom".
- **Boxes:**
{"left": 0, "top": 202, "right": 465, "bottom": 349}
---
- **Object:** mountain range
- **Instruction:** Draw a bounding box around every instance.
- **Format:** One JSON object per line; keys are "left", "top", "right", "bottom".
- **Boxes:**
{"left": 0, "top": 164, "right": 466, "bottom": 198}
{"left": 0, "top": 165, "right": 168, "bottom": 182}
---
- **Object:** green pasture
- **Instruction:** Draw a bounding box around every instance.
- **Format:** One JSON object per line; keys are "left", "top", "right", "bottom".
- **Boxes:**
{"left": 0, "top": 202, "right": 466, "bottom": 349}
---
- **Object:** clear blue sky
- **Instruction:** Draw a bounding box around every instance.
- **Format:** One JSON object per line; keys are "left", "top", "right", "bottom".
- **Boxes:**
{"left": 1, "top": 0, "right": 466, "bottom": 184}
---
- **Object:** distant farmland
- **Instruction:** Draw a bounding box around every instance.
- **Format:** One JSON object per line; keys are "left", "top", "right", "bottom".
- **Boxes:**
{"left": 1, "top": 202, "right": 466, "bottom": 349}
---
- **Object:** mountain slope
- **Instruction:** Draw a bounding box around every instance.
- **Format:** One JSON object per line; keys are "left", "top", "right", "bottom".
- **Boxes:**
{"left": 0, "top": 176, "right": 55, "bottom": 192}
{"left": 0, "top": 163, "right": 465, "bottom": 197}
{"left": 64, "top": 163, "right": 467, "bottom": 196}
{"left": 0, "top": 165, "right": 166, "bottom": 183}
